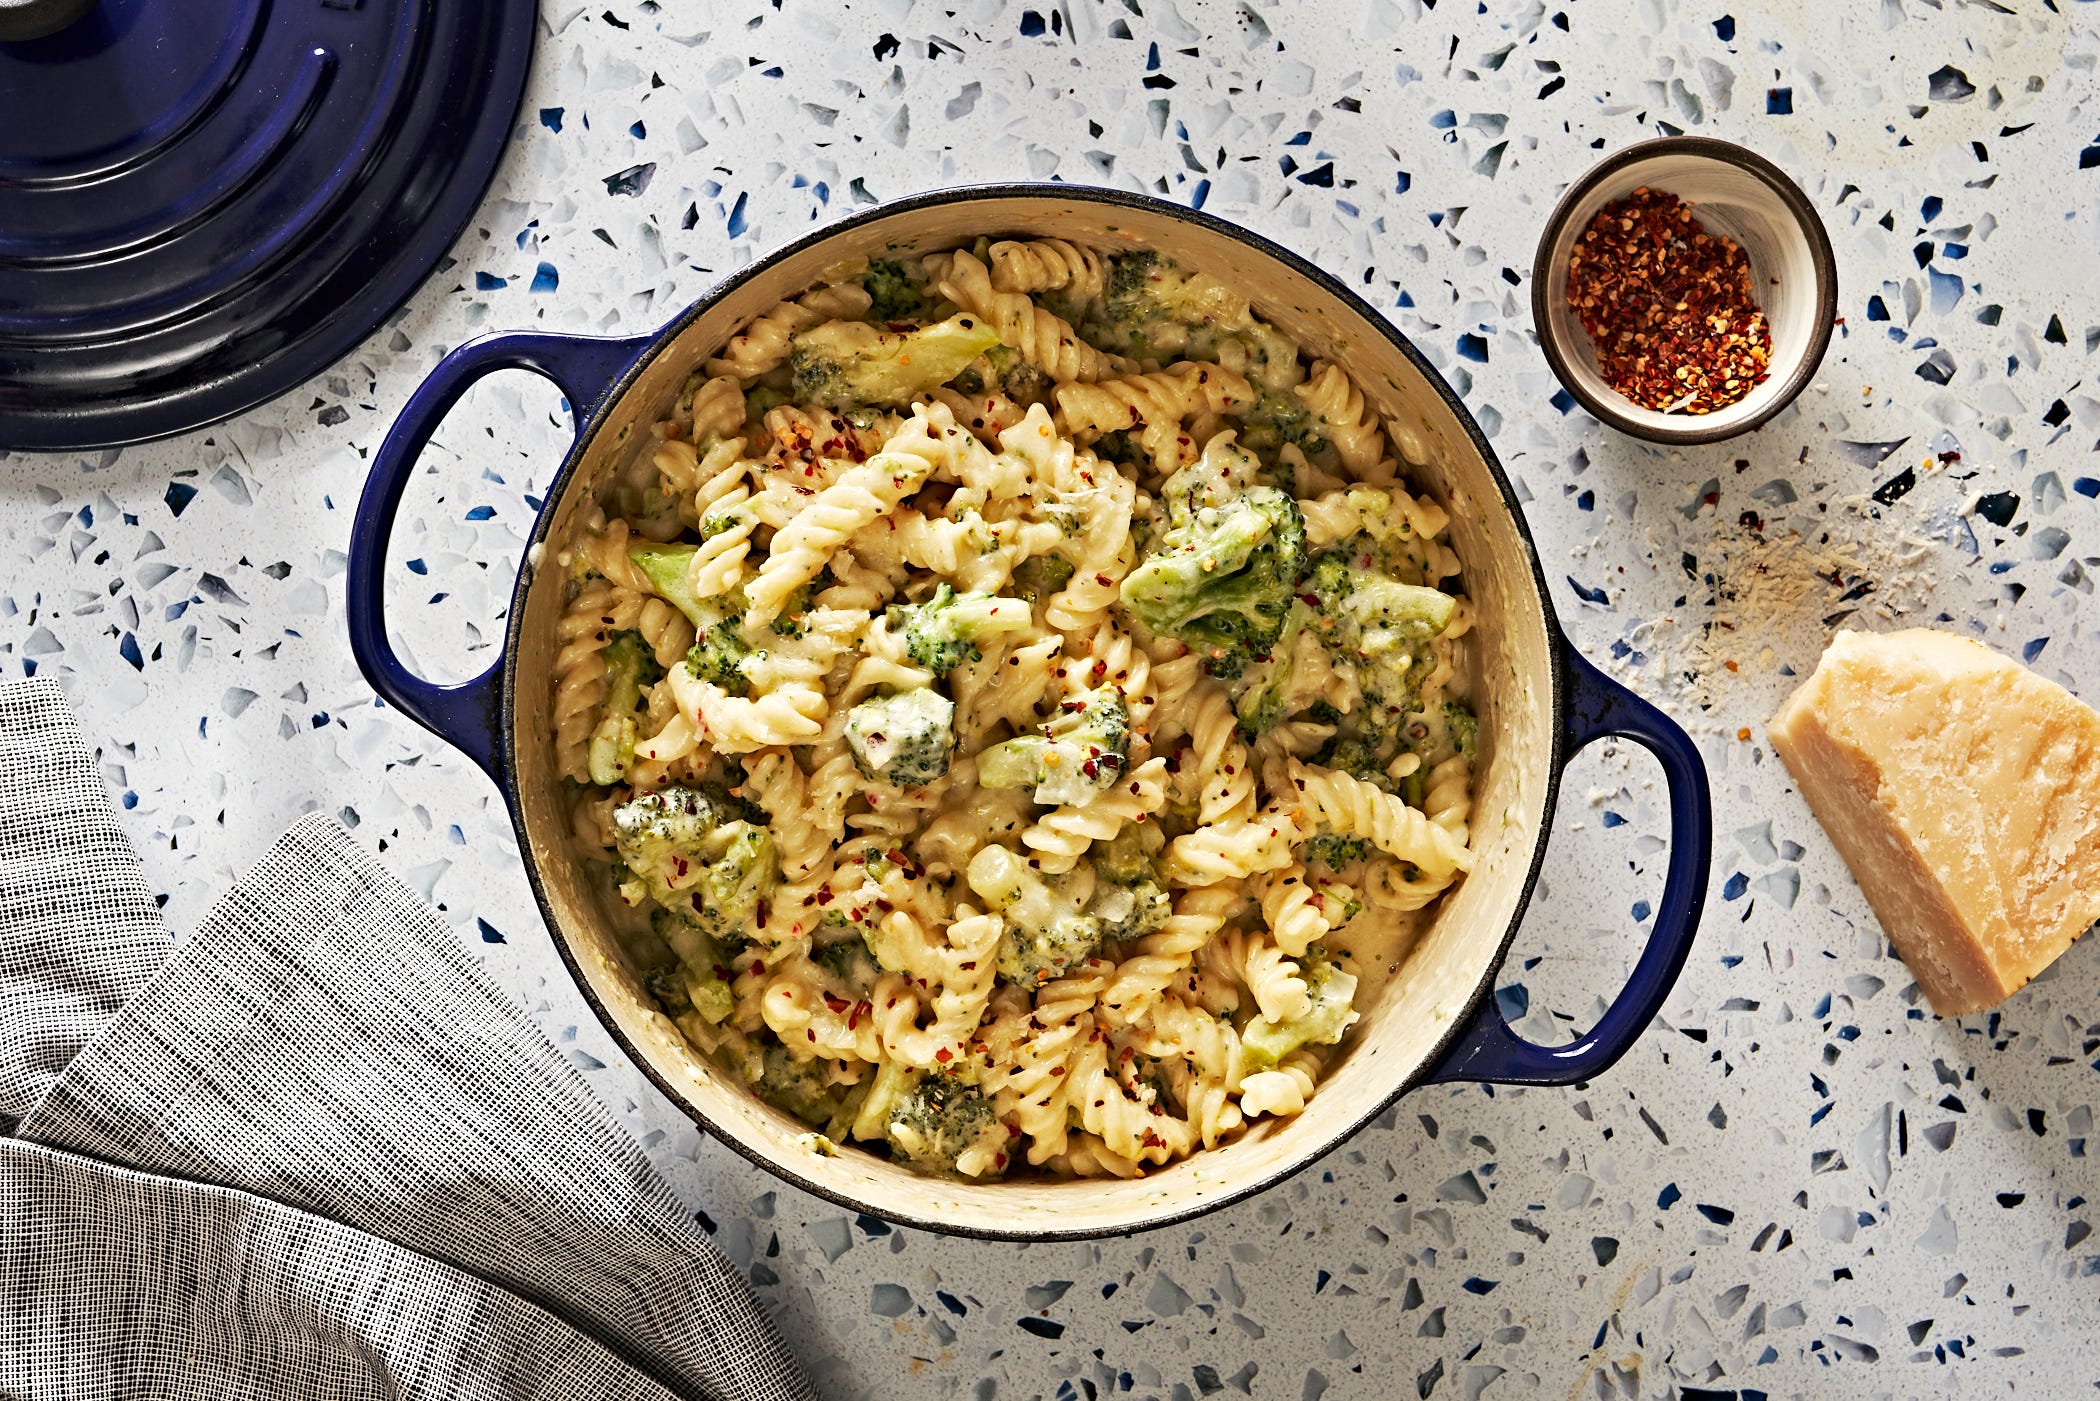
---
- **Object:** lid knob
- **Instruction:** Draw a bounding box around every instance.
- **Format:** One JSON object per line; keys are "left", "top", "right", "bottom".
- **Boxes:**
{"left": 0, "top": 0, "right": 95, "bottom": 42}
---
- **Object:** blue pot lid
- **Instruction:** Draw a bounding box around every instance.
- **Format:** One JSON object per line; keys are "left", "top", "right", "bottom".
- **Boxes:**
{"left": 0, "top": 0, "right": 537, "bottom": 451}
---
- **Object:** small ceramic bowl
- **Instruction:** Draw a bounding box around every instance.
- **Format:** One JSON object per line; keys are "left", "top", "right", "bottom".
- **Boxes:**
{"left": 1532, "top": 136, "right": 1837, "bottom": 445}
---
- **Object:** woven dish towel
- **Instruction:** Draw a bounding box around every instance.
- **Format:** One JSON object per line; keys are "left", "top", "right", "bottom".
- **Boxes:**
{"left": 0, "top": 678, "right": 816, "bottom": 1401}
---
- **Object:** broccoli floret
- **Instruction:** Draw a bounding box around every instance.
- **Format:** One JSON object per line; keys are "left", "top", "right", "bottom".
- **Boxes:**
{"left": 649, "top": 906, "right": 735, "bottom": 1024}
{"left": 995, "top": 916, "right": 1106, "bottom": 987}
{"left": 770, "top": 579, "right": 814, "bottom": 638}
{"left": 1237, "top": 386, "right": 1328, "bottom": 459}
{"left": 985, "top": 344, "right": 1051, "bottom": 404}
{"left": 976, "top": 684, "right": 1130, "bottom": 807}
{"left": 1240, "top": 950, "right": 1360, "bottom": 1069}
{"left": 643, "top": 963, "right": 693, "bottom": 1017}
{"left": 611, "top": 785, "right": 777, "bottom": 940}
{"left": 1302, "top": 833, "right": 1370, "bottom": 870}
{"left": 887, "top": 583, "right": 1035, "bottom": 674}
{"left": 1445, "top": 702, "right": 1480, "bottom": 761}
{"left": 812, "top": 932, "right": 880, "bottom": 990}
{"left": 1340, "top": 576, "right": 1457, "bottom": 716}
{"left": 886, "top": 1072, "right": 1006, "bottom": 1176}
{"left": 1345, "top": 575, "right": 1458, "bottom": 645}
{"left": 843, "top": 689, "right": 956, "bottom": 785}
{"left": 1302, "top": 550, "right": 1356, "bottom": 614}
{"left": 968, "top": 844, "right": 1105, "bottom": 986}
{"left": 1301, "top": 549, "right": 1457, "bottom": 717}
{"left": 585, "top": 631, "right": 662, "bottom": 785}
{"left": 1228, "top": 599, "right": 1316, "bottom": 736}
{"left": 863, "top": 258, "right": 933, "bottom": 323}
{"left": 1312, "top": 731, "right": 1390, "bottom": 786}
{"left": 1090, "top": 429, "right": 1143, "bottom": 467}
{"left": 789, "top": 314, "right": 1002, "bottom": 407}
{"left": 951, "top": 344, "right": 1050, "bottom": 403}
{"left": 1159, "top": 432, "right": 1265, "bottom": 525}
{"left": 1087, "top": 876, "right": 1171, "bottom": 943}
{"left": 686, "top": 623, "right": 754, "bottom": 697}
{"left": 754, "top": 1043, "right": 845, "bottom": 1126}
{"left": 1010, "top": 553, "right": 1076, "bottom": 604}
{"left": 1120, "top": 482, "right": 1307, "bottom": 680}
{"left": 1103, "top": 250, "right": 1250, "bottom": 333}
{"left": 1105, "top": 250, "right": 1161, "bottom": 305}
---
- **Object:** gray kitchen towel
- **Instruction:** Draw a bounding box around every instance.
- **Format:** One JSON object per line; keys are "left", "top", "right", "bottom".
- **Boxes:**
{"left": 0, "top": 681, "right": 171, "bottom": 1130}
{"left": 0, "top": 678, "right": 816, "bottom": 1401}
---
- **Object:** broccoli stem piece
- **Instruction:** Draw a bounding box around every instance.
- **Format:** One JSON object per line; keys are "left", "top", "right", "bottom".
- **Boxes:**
{"left": 627, "top": 543, "right": 712, "bottom": 628}
{"left": 973, "top": 684, "right": 1130, "bottom": 807}
{"left": 973, "top": 736, "right": 1047, "bottom": 790}
{"left": 650, "top": 907, "right": 735, "bottom": 1024}
{"left": 1010, "top": 553, "right": 1076, "bottom": 604}
{"left": 585, "top": 631, "right": 662, "bottom": 785}
{"left": 789, "top": 314, "right": 1003, "bottom": 407}
{"left": 843, "top": 688, "right": 957, "bottom": 785}
{"left": 1240, "top": 951, "right": 1359, "bottom": 1069}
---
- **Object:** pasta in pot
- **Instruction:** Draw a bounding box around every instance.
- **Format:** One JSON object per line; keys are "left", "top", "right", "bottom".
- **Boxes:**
{"left": 550, "top": 239, "right": 1481, "bottom": 1181}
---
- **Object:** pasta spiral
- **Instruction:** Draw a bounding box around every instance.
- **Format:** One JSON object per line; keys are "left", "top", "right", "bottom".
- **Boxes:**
{"left": 935, "top": 249, "right": 1129, "bottom": 383}
{"left": 743, "top": 447, "right": 932, "bottom": 624}
{"left": 1284, "top": 760, "right": 1473, "bottom": 878}
{"left": 1019, "top": 755, "right": 1169, "bottom": 874}
{"left": 1295, "top": 360, "right": 1386, "bottom": 475}
{"left": 987, "top": 237, "right": 1108, "bottom": 299}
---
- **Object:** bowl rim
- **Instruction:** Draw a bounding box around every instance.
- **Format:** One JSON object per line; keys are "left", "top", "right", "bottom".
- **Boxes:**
{"left": 499, "top": 182, "right": 1576, "bottom": 1239}
{"left": 1529, "top": 135, "right": 1839, "bottom": 446}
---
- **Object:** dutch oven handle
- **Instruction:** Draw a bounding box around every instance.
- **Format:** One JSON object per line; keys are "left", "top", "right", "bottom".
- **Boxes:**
{"left": 347, "top": 330, "right": 654, "bottom": 783}
{"left": 1422, "top": 635, "right": 1712, "bottom": 1086}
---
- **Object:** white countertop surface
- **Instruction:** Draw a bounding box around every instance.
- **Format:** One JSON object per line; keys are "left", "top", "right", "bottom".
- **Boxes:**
{"left": 4, "top": 2, "right": 2097, "bottom": 1396}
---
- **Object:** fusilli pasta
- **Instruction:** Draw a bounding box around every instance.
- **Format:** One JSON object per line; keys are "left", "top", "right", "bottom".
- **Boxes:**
{"left": 551, "top": 237, "right": 1479, "bottom": 1181}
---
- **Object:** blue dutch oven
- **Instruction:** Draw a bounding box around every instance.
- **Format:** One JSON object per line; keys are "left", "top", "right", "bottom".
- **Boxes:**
{"left": 348, "top": 186, "right": 1712, "bottom": 1238}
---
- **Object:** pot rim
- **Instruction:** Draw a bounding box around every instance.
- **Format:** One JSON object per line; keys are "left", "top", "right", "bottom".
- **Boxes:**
{"left": 498, "top": 182, "right": 1574, "bottom": 1239}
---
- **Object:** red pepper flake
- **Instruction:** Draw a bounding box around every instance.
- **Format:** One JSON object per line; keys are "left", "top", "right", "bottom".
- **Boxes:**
{"left": 823, "top": 993, "right": 849, "bottom": 1013}
{"left": 935, "top": 1047, "right": 953, "bottom": 1063}
{"left": 1566, "top": 186, "right": 1773, "bottom": 415}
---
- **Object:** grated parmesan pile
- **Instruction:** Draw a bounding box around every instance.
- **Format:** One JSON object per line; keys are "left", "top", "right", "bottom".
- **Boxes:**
{"left": 1617, "top": 495, "right": 1942, "bottom": 720}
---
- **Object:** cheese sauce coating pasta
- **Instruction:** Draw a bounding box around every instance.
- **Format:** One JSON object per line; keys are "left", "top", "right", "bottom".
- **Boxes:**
{"left": 551, "top": 239, "right": 1479, "bottom": 1180}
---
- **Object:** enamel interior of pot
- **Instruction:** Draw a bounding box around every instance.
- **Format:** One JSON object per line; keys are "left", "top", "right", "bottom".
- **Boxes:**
{"left": 507, "top": 193, "right": 1558, "bottom": 1236}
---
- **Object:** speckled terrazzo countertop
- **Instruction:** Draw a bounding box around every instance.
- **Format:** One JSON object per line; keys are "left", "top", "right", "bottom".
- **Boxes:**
{"left": 4, "top": 2, "right": 2097, "bottom": 1396}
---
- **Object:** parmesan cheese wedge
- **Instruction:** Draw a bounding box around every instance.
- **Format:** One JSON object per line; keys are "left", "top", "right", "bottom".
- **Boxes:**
{"left": 1769, "top": 628, "right": 2100, "bottom": 1016}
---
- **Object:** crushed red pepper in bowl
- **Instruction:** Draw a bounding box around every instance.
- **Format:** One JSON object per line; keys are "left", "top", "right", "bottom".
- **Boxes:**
{"left": 1566, "top": 186, "right": 1772, "bottom": 415}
